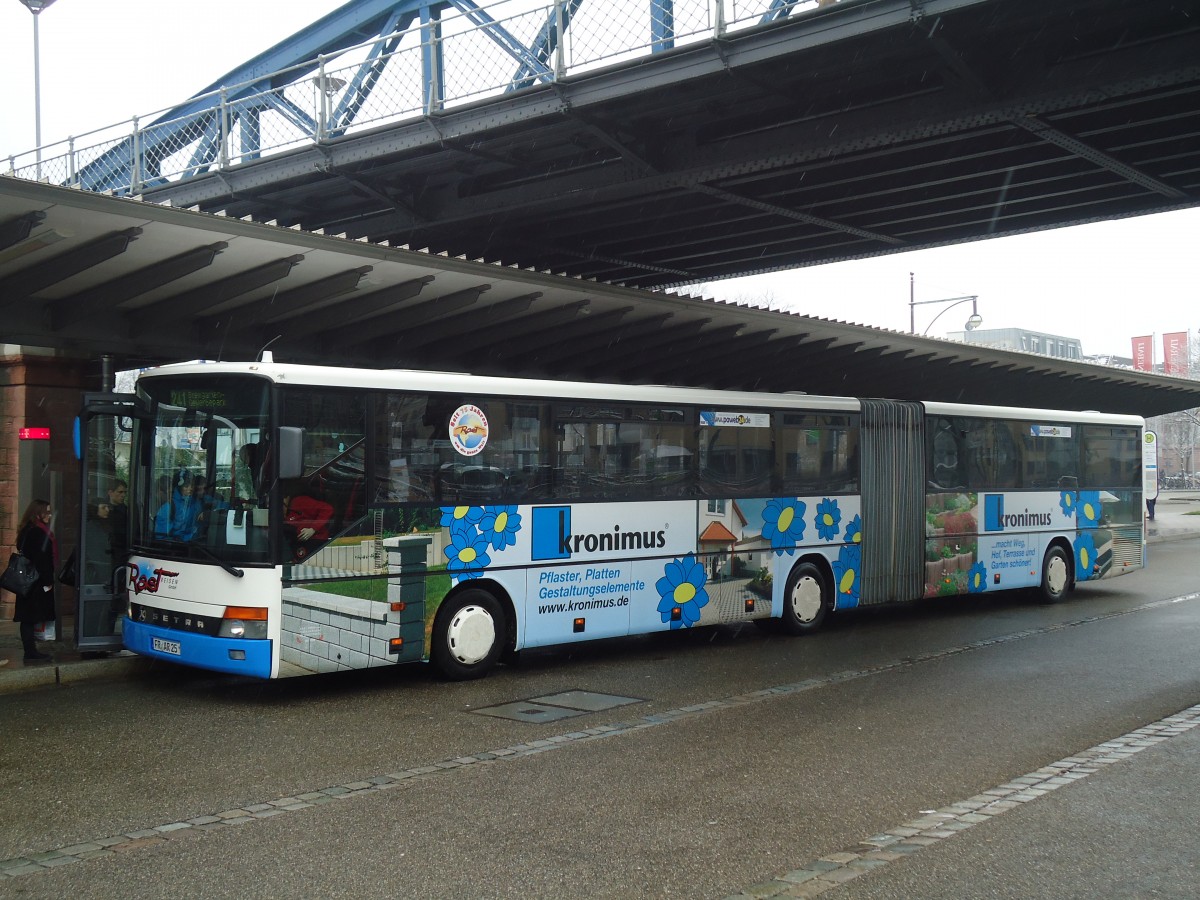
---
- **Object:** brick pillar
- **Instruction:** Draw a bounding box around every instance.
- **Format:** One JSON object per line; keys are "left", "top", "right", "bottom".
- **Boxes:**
{"left": 0, "top": 348, "right": 102, "bottom": 619}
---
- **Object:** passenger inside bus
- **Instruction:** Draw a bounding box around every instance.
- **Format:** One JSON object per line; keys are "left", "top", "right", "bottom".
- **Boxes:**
{"left": 282, "top": 480, "right": 334, "bottom": 562}
{"left": 154, "top": 471, "right": 203, "bottom": 541}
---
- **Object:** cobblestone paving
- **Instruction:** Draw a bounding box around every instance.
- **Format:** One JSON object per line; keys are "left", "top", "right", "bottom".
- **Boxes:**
{"left": 3, "top": 590, "right": 1198, "bottom": 885}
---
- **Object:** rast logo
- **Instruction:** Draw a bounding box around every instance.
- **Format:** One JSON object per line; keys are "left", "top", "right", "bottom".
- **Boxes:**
{"left": 128, "top": 563, "right": 179, "bottom": 595}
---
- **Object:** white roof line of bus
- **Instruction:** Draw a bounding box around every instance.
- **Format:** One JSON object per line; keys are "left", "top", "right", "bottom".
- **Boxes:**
{"left": 139, "top": 361, "right": 1143, "bottom": 424}
{"left": 140, "top": 361, "right": 859, "bottom": 412}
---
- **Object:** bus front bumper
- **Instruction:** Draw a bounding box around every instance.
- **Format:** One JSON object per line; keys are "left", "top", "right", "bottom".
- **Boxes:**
{"left": 123, "top": 618, "right": 273, "bottom": 679}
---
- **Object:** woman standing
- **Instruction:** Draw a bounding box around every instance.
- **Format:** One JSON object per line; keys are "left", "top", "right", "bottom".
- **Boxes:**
{"left": 14, "top": 499, "right": 57, "bottom": 662}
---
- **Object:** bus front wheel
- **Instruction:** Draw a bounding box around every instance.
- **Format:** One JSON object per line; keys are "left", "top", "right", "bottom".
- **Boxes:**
{"left": 780, "top": 562, "right": 829, "bottom": 635}
{"left": 1038, "top": 545, "right": 1072, "bottom": 604}
{"left": 431, "top": 589, "right": 505, "bottom": 680}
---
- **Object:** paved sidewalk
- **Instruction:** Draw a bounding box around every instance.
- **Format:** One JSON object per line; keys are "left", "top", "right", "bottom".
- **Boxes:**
{"left": 3, "top": 492, "right": 1198, "bottom": 694}
{"left": 0, "top": 612, "right": 147, "bottom": 694}
{"left": 1145, "top": 489, "right": 1200, "bottom": 543}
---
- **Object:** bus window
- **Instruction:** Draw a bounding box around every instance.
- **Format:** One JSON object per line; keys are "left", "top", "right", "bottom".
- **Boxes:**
{"left": 963, "top": 418, "right": 1024, "bottom": 490}
{"left": 778, "top": 414, "right": 858, "bottom": 494}
{"left": 1021, "top": 423, "right": 1078, "bottom": 489}
{"left": 136, "top": 374, "right": 273, "bottom": 564}
{"left": 554, "top": 404, "right": 694, "bottom": 500}
{"left": 374, "top": 393, "right": 549, "bottom": 505}
{"left": 1082, "top": 425, "right": 1141, "bottom": 489}
{"left": 927, "top": 417, "right": 966, "bottom": 490}
{"left": 374, "top": 392, "right": 437, "bottom": 504}
{"left": 437, "top": 400, "right": 545, "bottom": 504}
{"left": 699, "top": 410, "right": 772, "bottom": 496}
{"left": 281, "top": 388, "right": 367, "bottom": 538}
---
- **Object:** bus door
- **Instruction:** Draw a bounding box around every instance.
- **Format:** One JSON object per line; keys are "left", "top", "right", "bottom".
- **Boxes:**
{"left": 74, "top": 392, "right": 142, "bottom": 651}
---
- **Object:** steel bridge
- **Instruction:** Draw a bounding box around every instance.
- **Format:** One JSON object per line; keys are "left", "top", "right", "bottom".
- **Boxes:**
{"left": 7, "top": 0, "right": 1199, "bottom": 290}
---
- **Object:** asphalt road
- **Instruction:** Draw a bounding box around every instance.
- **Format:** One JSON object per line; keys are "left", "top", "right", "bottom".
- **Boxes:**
{"left": 2, "top": 538, "right": 1198, "bottom": 898}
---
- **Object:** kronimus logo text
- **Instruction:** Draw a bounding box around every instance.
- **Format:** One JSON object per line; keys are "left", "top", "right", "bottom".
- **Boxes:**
{"left": 983, "top": 494, "right": 1052, "bottom": 532}
{"left": 531, "top": 506, "right": 666, "bottom": 560}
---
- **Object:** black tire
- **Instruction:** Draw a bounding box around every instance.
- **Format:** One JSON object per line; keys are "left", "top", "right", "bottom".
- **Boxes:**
{"left": 1038, "top": 545, "right": 1072, "bottom": 604}
{"left": 431, "top": 588, "right": 505, "bottom": 680}
{"left": 779, "top": 561, "right": 829, "bottom": 635}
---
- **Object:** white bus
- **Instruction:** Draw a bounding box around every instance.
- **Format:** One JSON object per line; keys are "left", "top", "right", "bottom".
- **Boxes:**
{"left": 81, "top": 359, "right": 1145, "bottom": 680}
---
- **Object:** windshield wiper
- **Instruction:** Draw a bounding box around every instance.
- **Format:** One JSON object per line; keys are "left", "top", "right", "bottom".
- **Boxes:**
{"left": 151, "top": 538, "right": 244, "bottom": 579}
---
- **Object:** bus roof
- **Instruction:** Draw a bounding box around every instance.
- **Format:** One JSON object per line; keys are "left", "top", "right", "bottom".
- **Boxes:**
{"left": 139, "top": 360, "right": 861, "bottom": 413}
{"left": 140, "top": 360, "right": 1144, "bottom": 426}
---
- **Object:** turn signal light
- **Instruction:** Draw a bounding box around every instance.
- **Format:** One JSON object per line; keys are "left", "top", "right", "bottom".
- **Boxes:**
{"left": 223, "top": 606, "right": 268, "bottom": 620}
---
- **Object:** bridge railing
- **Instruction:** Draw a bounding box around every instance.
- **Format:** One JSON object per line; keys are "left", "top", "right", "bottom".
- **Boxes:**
{"left": 4, "top": 0, "right": 836, "bottom": 196}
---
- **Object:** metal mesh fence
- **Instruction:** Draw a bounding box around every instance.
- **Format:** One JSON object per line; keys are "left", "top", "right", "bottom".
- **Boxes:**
{"left": 4, "top": 0, "right": 838, "bottom": 194}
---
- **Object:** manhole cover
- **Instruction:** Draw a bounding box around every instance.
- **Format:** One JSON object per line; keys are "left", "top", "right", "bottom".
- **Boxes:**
{"left": 475, "top": 691, "right": 644, "bottom": 722}
{"left": 531, "top": 690, "right": 643, "bottom": 712}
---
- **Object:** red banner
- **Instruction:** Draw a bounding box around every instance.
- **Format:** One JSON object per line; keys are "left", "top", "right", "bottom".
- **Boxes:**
{"left": 1132, "top": 335, "right": 1153, "bottom": 371}
{"left": 1163, "top": 331, "right": 1189, "bottom": 376}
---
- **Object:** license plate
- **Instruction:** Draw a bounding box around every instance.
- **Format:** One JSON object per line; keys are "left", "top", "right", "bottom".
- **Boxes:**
{"left": 152, "top": 637, "right": 181, "bottom": 656}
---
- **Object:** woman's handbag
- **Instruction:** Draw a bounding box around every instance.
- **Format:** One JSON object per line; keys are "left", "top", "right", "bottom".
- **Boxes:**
{"left": 1, "top": 553, "right": 39, "bottom": 595}
{"left": 58, "top": 549, "right": 77, "bottom": 587}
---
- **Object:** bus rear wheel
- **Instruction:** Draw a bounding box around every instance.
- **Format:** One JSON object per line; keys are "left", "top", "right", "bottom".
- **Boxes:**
{"left": 431, "top": 589, "right": 504, "bottom": 680}
{"left": 780, "top": 562, "right": 829, "bottom": 635}
{"left": 1038, "top": 545, "right": 1072, "bottom": 604}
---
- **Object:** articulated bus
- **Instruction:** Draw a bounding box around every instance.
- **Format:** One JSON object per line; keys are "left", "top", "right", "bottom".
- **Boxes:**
{"left": 78, "top": 359, "right": 1145, "bottom": 680}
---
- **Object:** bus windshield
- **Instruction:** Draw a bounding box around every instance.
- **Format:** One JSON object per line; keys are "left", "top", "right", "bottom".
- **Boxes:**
{"left": 134, "top": 374, "right": 273, "bottom": 565}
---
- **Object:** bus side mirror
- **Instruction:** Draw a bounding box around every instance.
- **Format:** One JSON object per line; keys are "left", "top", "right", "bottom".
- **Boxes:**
{"left": 277, "top": 427, "right": 305, "bottom": 479}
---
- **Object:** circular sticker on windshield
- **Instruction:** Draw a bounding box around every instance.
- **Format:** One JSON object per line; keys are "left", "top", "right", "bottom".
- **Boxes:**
{"left": 449, "top": 404, "right": 489, "bottom": 456}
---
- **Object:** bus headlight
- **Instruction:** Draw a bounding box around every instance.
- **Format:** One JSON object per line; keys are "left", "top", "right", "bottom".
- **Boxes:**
{"left": 218, "top": 606, "right": 268, "bottom": 639}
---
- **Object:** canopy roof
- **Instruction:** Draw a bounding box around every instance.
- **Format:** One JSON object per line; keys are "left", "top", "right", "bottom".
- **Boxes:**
{"left": 2, "top": 178, "right": 1197, "bottom": 417}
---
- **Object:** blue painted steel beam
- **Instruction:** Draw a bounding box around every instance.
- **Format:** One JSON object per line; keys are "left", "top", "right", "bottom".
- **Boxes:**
{"left": 651, "top": 0, "right": 675, "bottom": 51}
{"left": 71, "top": 0, "right": 706, "bottom": 193}
{"left": 761, "top": 0, "right": 803, "bottom": 24}
{"left": 75, "top": 0, "right": 440, "bottom": 192}
{"left": 448, "top": 0, "right": 555, "bottom": 81}
{"left": 509, "top": 0, "right": 586, "bottom": 91}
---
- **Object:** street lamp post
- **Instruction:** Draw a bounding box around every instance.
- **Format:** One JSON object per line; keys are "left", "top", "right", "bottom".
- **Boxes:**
{"left": 909, "top": 272, "right": 982, "bottom": 335}
{"left": 17, "top": 0, "right": 58, "bottom": 179}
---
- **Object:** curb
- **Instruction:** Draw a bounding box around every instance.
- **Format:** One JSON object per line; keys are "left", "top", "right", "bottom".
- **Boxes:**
{"left": 0, "top": 654, "right": 150, "bottom": 696}
{"left": 1147, "top": 529, "right": 1200, "bottom": 545}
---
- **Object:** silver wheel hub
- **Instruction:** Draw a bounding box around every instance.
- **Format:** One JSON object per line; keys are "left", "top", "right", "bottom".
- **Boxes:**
{"left": 446, "top": 604, "right": 496, "bottom": 665}
{"left": 790, "top": 575, "right": 822, "bottom": 623}
{"left": 1046, "top": 554, "right": 1068, "bottom": 596}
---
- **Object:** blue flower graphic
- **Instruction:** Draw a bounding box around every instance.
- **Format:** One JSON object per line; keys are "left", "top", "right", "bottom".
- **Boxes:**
{"left": 762, "top": 498, "right": 807, "bottom": 556}
{"left": 1074, "top": 532, "right": 1098, "bottom": 581}
{"left": 1077, "top": 491, "right": 1102, "bottom": 529}
{"left": 815, "top": 498, "right": 841, "bottom": 542}
{"left": 832, "top": 544, "right": 861, "bottom": 610}
{"left": 844, "top": 514, "right": 862, "bottom": 545}
{"left": 440, "top": 505, "right": 484, "bottom": 531}
{"left": 1059, "top": 491, "right": 1077, "bottom": 519}
{"left": 967, "top": 562, "right": 988, "bottom": 593}
{"left": 444, "top": 527, "right": 492, "bottom": 581}
{"left": 655, "top": 553, "right": 710, "bottom": 629}
{"left": 479, "top": 505, "right": 522, "bottom": 551}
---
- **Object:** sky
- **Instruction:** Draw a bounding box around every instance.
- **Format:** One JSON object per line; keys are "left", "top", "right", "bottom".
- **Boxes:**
{"left": 2, "top": 0, "right": 1197, "bottom": 361}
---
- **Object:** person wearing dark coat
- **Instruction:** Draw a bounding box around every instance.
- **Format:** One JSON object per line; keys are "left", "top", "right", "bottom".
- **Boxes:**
{"left": 13, "top": 498, "right": 57, "bottom": 662}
